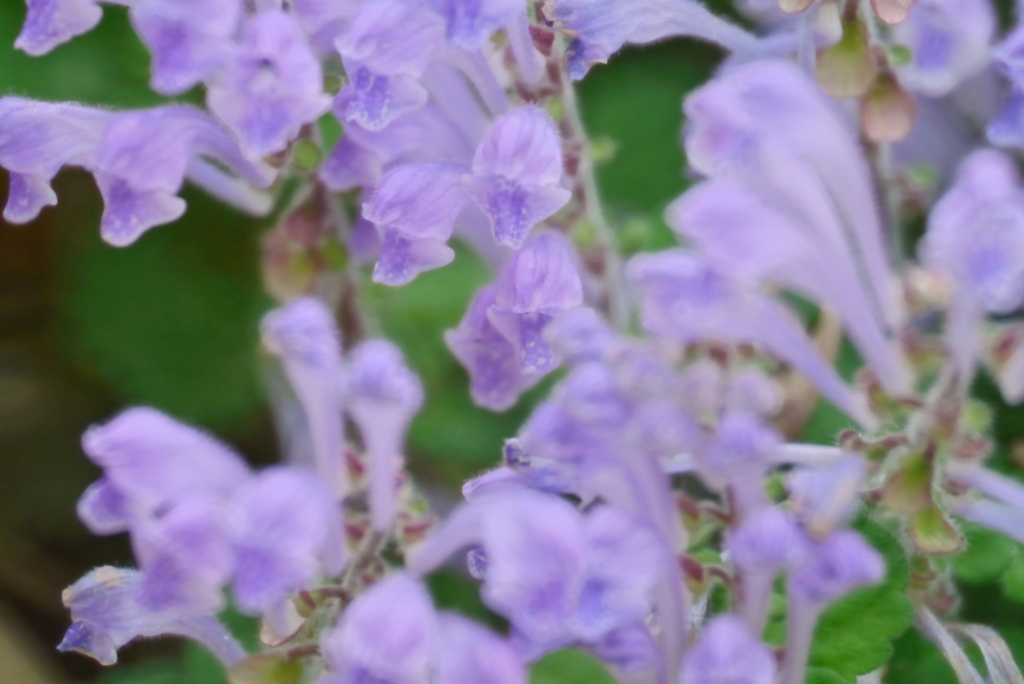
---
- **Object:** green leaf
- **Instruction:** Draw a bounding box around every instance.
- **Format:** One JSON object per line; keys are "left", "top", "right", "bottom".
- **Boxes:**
{"left": 808, "top": 518, "right": 914, "bottom": 681}
{"left": 1001, "top": 555, "right": 1024, "bottom": 603}
{"left": 954, "top": 524, "right": 1017, "bottom": 584}
{"left": 529, "top": 649, "right": 617, "bottom": 684}
{"left": 806, "top": 666, "right": 854, "bottom": 684}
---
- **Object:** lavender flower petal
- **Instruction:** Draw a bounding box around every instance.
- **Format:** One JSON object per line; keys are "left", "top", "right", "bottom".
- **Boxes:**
{"left": 0, "top": 97, "right": 110, "bottom": 223}
{"left": 680, "top": 615, "right": 776, "bottom": 684}
{"left": 320, "top": 573, "right": 437, "bottom": 683}
{"left": 228, "top": 468, "right": 340, "bottom": 614}
{"left": 545, "top": 0, "right": 759, "bottom": 79}
{"left": 466, "top": 107, "right": 571, "bottom": 249}
{"left": 346, "top": 339, "right": 423, "bottom": 531}
{"left": 15, "top": 0, "right": 102, "bottom": 56}
{"left": 80, "top": 407, "right": 251, "bottom": 530}
{"left": 262, "top": 298, "right": 347, "bottom": 498}
{"left": 207, "top": 10, "right": 331, "bottom": 158}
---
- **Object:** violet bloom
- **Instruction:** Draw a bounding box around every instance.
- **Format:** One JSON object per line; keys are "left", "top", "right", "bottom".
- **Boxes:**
{"left": 319, "top": 573, "right": 437, "bottom": 684}
{"left": 679, "top": 615, "right": 777, "bottom": 684}
{"left": 361, "top": 163, "right": 468, "bottom": 285}
{"left": 435, "top": 0, "right": 522, "bottom": 49}
{"left": 893, "top": 0, "right": 995, "bottom": 98}
{"left": 15, "top": 0, "right": 103, "bottom": 56}
{"left": 447, "top": 232, "right": 583, "bottom": 410}
{"left": 0, "top": 97, "right": 110, "bottom": 224}
{"left": 262, "top": 298, "right": 347, "bottom": 498}
{"left": 627, "top": 251, "right": 877, "bottom": 428}
{"left": 130, "top": 0, "right": 242, "bottom": 95}
{"left": 59, "top": 566, "right": 245, "bottom": 667}
{"left": 346, "top": 340, "right": 424, "bottom": 531}
{"left": 335, "top": 0, "right": 446, "bottom": 130}
{"left": 77, "top": 407, "right": 251, "bottom": 535}
{"left": 787, "top": 455, "right": 866, "bottom": 538}
{"left": 208, "top": 10, "right": 332, "bottom": 158}
{"left": 727, "top": 507, "right": 808, "bottom": 634}
{"left": 412, "top": 488, "right": 664, "bottom": 666}
{"left": 698, "top": 410, "right": 780, "bottom": 517}
{"left": 920, "top": 149, "right": 1024, "bottom": 373}
{"left": 667, "top": 178, "right": 910, "bottom": 395}
{"left": 544, "top": 0, "right": 759, "bottom": 80}
{"left": 465, "top": 107, "right": 572, "bottom": 249}
{"left": 227, "top": 468, "right": 343, "bottom": 614}
{"left": 92, "top": 106, "right": 275, "bottom": 246}
{"left": 782, "top": 531, "right": 885, "bottom": 684}
{"left": 682, "top": 60, "right": 909, "bottom": 393}
{"left": 436, "top": 613, "right": 528, "bottom": 684}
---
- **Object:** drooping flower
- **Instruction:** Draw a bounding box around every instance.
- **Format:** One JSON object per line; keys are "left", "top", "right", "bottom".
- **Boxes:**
{"left": 544, "top": 0, "right": 759, "bottom": 80}
{"left": 411, "top": 487, "right": 664, "bottom": 665}
{"left": 334, "top": 0, "right": 446, "bottom": 130}
{"left": 920, "top": 149, "right": 1024, "bottom": 373}
{"left": 0, "top": 97, "right": 110, "bottom": 224}
{"left": 627, "top": 251, "right": 877, "bottom": 428}
{"left": 262, "top": 297, "right": 347, "bottom": 498}
{"left": 447, "top": 232, "right": 583, "bottom": 410}
{"left": 346, "top": 340, "right": 424, "bottom": 531}
{"left": 59, "top": 566, "right": 246, "bottom": 667}
{"left": 892, "top": 0, "right": 995, "bottom": 98}
{"left": 129, "top": 0, "right": 242, "bottom": 95}
{"left": 679, "top": 615, "right": 777, "bottom": 684}
{"left": 361, "top": 163, "right": 468, "bottom": 285}
{"left": 319, "top": 573, "right": 438, "bottom": 684}
{"left": 77, "top": 407, "right": 251, "bottom": 534}
{"left": 15, "top": 0, "right": 103, "bottom": 56}
{"left": 684, "top": 59, "right": 904, "bottom": 340}
{"left": 465, "top": 107, "right": 572, "bottom": 249}
{"left": 91, "top": 106, "right": 275, "bottom": 246}
{"left": 435, "top": 613, "right": 528, "bottom": 684}
{"left": 207, "top": 9, "right": 332, "bottom": 158}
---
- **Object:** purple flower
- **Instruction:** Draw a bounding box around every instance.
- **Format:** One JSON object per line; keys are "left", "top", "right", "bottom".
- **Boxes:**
{"left": 921, "top": 149, "right": 1024, "bottom": 372}
{"left": 447, "top": 232, "right": 583, "bottom": 410}
{"left": 15, "top": 0, "right": 103, "bottom": 56}
{"left": 446, "top": 284, "right": 536, "bottom": 410}
{"left": 412, "top": 489, "right": 663, "bottom": 661}
{"left": 436, "top": 613, "right": 528, "bottom": 684}
{"left": 92, "top": 106, "right": 275, "bottom": 246}
{"left": 207, "top": 10, "right": 331, "bottom": 158}
{"left": 321, "top": 97, "right": 478, "bottom": 192}
{"left": 59, "top": 566, "right": 245, "bottom": 667}
{"left": 465, "top": 107, "right": 572, "bottom": 249}
{"left": 787, "top": 455, "right": 866, "bottom": 538}
{"left": 726, "top": 507, "right": 807, "bottom": 632}
{"left": 544, "top": 0, "right": 759, "bottom": 80}
{"left": 789, "top": 530, "right": 884, "bottom": 605}
{"left": 335, "top": 0, "right": 446, "bottom": 130}
{"left": 679, "top": 615, "right": 776, "bottom": 684}
{"left": 227, "top": 468, "right": 342, "bottom": 614}
{"left": 434, "top": 0, "right": 522, "bottom": 49}
{"left": 667, "top": 178, "right": 910, "bottom": 392}
{"left": 130, "top": 0, "right": 242, "bottom": 95}
{"left": 130, "top": 496, "right": 234, "bottom": 615}
{"left": 684, "top": 60, "right": 904, "bottom": 340}
{"left": 77, "top": 407, "right": 251, "bottom": 534}
{"left": 361, "top": 163, "right": 468, "bottom": 285}
{"left": 627, "top": 251, "right": 877, "bottom": 428}
{"left": 320, "top": 573, "right": 438, "bottom": 684}
{"left": 544, "top": 306, "right": 616, "bottom": 365}
{"left": 262, "top": 298, "right": 347, "bottom": 498}
{"left": 893, "top": 0, "right": 995, "bottom": 97}
{"left": 346, "top": 340, "right": 424, "bottom": 531}
{"left": 292, "top": 0, "right": 361, "bottom": 54}
{"left": 0, "top": 98, "right": 110, "bottom": 224}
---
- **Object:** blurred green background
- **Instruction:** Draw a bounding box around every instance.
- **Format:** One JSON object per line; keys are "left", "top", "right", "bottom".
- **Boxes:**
{"left": 5, "top": 2, "right": 1024, "bottom": 683}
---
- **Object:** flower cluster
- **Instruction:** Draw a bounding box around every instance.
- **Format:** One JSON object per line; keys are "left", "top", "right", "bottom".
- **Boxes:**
{"left": 10, "top": 0, "right": 1024, "bottom": 682}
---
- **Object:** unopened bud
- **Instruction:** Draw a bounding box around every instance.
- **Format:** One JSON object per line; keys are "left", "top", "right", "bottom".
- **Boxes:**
{"left": 861, "top": 71, "right": 916, "bottom": 143}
